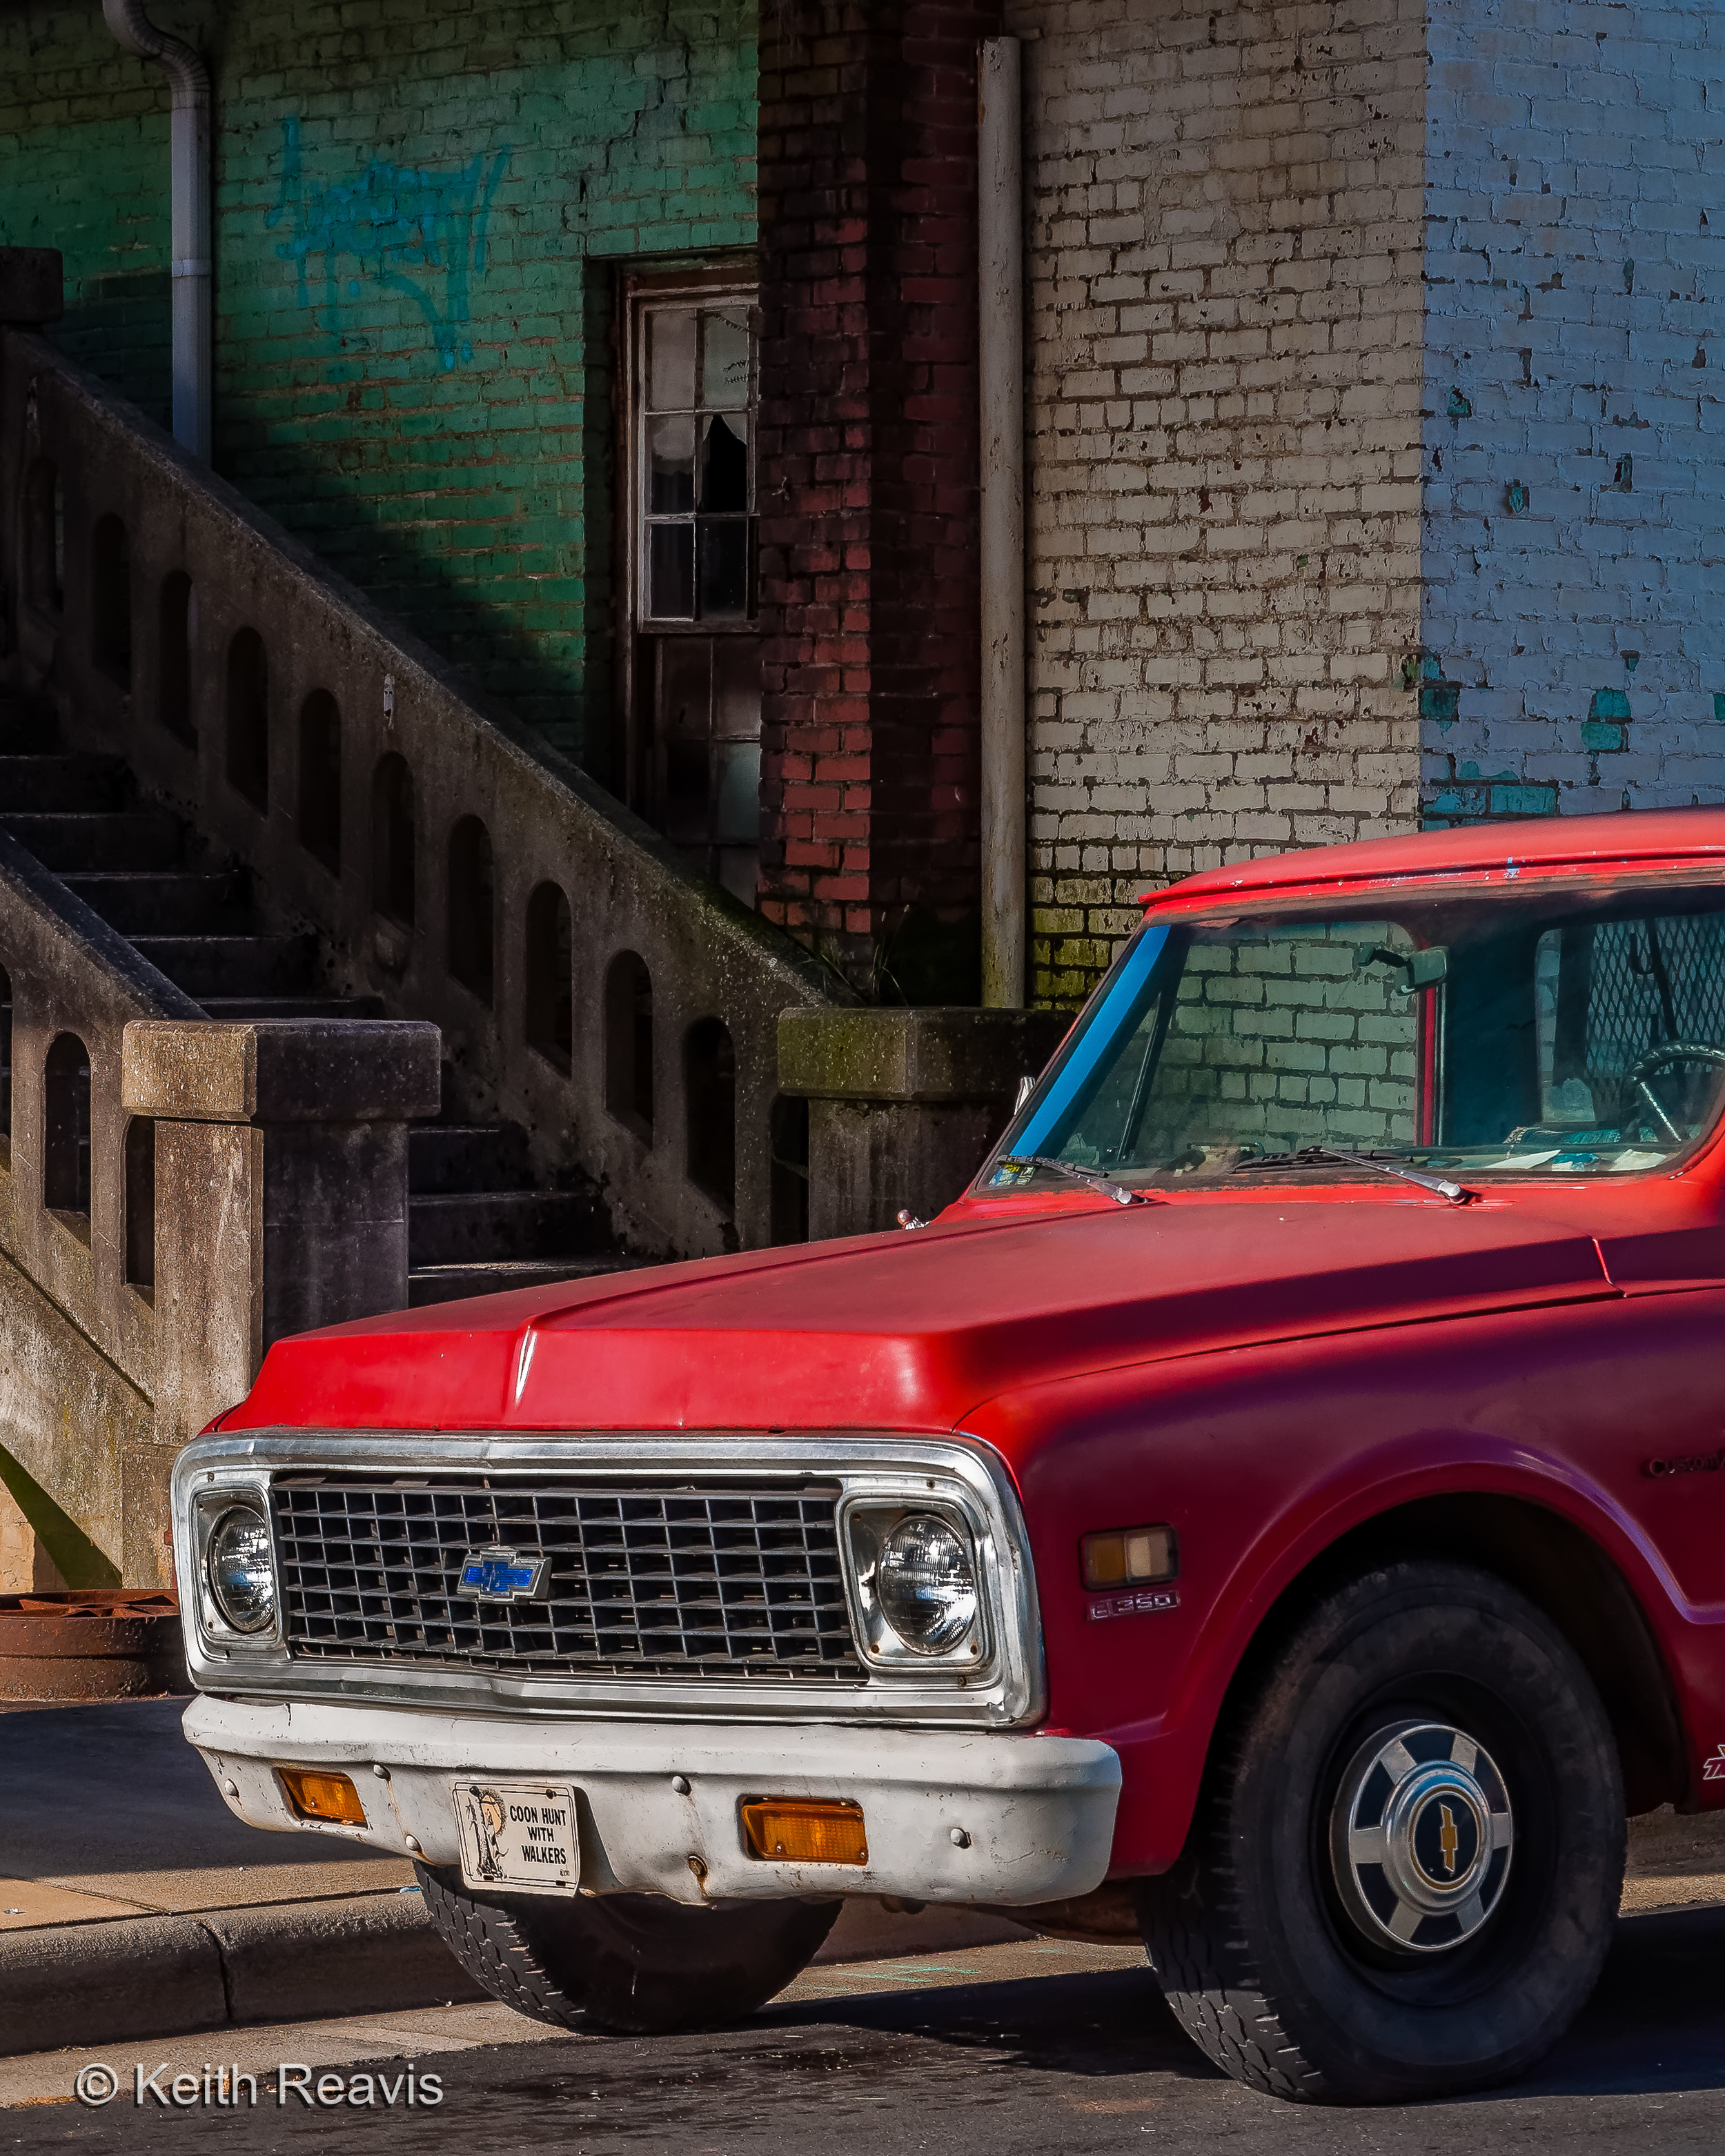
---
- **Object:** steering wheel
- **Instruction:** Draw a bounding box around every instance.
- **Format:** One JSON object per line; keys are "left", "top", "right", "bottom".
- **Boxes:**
{"left": 1623, "top": 1042, "right": 1725, "bottom": 1143}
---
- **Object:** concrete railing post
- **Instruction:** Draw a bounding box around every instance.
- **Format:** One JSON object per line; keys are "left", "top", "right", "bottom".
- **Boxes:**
{"left": 778, "top": 1007, "right": 1067, "bottom": 1239}
{"left": 122, "top": 1018, "right": 441, "bottom": 1460}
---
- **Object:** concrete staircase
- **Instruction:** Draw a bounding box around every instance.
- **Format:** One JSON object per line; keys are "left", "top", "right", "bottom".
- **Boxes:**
{"left": 0, "top": 688, "right": 635, "bottom": 1309}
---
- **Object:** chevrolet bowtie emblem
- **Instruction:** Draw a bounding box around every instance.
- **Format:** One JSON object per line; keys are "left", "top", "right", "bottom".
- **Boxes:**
{"left": 457, "top": 1545, "right": 551, "bottom": 1603}
{"left": 1439, "top": 1803, "right": 1459, "bottom": 1876}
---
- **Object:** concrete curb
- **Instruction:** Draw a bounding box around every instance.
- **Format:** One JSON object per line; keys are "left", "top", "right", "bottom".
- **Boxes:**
{"left": 0, "top": 1892, "right": 482, "bottom": 2059}
{"left": 0, "top": 1890, "right": 1033, "bottom": 2058}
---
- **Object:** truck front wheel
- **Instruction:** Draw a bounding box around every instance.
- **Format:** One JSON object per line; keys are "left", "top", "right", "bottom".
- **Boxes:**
{"left": 416, "top": 1867, "right": 842, "bottom": 2035}
{"left": 1141, "top": 1559, "right": 1626, "bottom": 2103}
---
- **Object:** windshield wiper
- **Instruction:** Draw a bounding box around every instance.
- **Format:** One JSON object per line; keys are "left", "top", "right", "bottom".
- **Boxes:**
{"left": 995, "top": 1155, "right": 1157, "bottom": 1207}
{"left": 1234, "top": 1145, "right": 1472, "bottom": 1205}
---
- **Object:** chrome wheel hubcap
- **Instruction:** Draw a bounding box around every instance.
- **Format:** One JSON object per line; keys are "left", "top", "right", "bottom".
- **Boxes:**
{"left": 1330, "top": 1720, "right": 1514, "bottom": 1955}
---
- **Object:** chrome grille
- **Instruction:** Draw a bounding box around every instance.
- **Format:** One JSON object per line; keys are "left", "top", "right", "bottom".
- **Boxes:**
{"left": 271, "top": 1476, "right": 862, "bottom": 1681}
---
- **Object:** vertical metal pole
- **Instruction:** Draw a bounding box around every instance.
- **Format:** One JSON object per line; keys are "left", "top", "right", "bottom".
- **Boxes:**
{"left": 103, "top": 0, "right": 212, "bottom": 462}
{"left": 169, "top": 82, "right": 213, "bottom": 462}
{"left": 978, "top": 37, "right": 1025, "bottom": 1009}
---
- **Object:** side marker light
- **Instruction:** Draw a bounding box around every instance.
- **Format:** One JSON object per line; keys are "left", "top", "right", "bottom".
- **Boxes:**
{"left": 740, "top": 1798, "right": 868, "bottom": 1866}
{"left": 278, "top": 1768, "right": 368, "bottom": 1825}
{"left": 1081, "top": 1523, "right": 1179, "bottom": 1592}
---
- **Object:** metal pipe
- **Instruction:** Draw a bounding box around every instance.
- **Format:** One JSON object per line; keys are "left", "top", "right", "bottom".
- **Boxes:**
{"left": 103, "top": 0, "right": 211, "bottom": 462}
{"left": 978, "top": 37, "right": 1025, "bottom": 1009}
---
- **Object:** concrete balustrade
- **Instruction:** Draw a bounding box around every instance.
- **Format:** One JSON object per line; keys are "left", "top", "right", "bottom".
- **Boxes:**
{"left": 0, "top": 824, "right": 441, "bottom": 1585}
{"left": 0, "top": 315, "right": 848, "bottom": 1260}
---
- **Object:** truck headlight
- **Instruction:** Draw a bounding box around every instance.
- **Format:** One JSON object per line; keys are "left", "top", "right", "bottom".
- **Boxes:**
{"left": 844, "top": 1502, "right": 987, "bottom": 1666}
{"left": 204, "top": 1503, "right": 277, "bottom": 1635}
{"left": 877, "top": 1514, "right": 978, "bottom": 1655}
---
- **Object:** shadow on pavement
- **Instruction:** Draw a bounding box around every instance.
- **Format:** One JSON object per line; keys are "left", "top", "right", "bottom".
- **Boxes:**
{"left": 1508, "top": 1904, "right": 1725, "bottom": 2098}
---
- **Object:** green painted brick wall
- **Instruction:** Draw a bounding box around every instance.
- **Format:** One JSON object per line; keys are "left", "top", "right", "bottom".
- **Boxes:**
{"left": 0, "top": 0, "right": 758, "bottom": 769}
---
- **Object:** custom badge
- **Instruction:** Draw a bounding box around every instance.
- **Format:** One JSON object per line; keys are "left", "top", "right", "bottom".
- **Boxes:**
{"left": 1703, "top": 1744, "right": 1725, "bottom": 1783}
{"left": 456, "top": 1544, "right": 551, "bottom": 1603}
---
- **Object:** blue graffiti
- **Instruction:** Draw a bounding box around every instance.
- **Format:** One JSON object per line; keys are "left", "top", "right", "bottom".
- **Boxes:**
{"left": 266, "top": 117, "right": 511, "bottom": 370}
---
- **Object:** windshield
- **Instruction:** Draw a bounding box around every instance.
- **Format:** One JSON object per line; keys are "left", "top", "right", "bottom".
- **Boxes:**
{"left": 982, "top": 882, "right": 1725, "bottom": 1194}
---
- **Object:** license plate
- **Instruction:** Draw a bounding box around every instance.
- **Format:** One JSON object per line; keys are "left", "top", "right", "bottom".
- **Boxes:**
{"left": 452, "top": 1781, "right": 580, "bottom": 1894}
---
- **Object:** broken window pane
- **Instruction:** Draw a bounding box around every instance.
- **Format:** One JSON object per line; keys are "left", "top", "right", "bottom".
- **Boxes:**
{"left": 700, "top": 413, "right": 749, "bottom": 514}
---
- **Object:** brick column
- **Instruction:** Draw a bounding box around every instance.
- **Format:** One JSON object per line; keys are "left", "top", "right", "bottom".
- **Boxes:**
{"left": 756, "top": 0, "right": 1001, "bottom": 1002}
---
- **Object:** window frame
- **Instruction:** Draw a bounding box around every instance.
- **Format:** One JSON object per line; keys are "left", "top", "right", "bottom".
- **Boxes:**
{"left": 614, "top": 262, "right": 760, "bottom": 818}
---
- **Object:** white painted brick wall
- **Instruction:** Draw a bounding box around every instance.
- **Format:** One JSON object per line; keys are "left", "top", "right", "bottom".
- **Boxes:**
{"left": 1007, "top": 0, "right": 1429, "bottom": 1006}
{"left": 1420, "top": 0, "right": 1725, "bottom": 826}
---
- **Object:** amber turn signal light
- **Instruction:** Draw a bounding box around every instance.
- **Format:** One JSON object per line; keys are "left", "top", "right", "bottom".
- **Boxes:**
{"left": 277, "top": 1768, "right": 368, "bottom": 1825}
{"left": 741, "top": 1797, "right": 868, "bottom": 1866}
{"left": 1081, "top": 1523, "right": 1179, "bottom": 1592}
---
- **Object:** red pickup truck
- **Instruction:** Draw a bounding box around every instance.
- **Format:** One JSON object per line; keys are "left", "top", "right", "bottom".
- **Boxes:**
{"left": 173, "top": 811, "right": 1725, "bottom": 2104}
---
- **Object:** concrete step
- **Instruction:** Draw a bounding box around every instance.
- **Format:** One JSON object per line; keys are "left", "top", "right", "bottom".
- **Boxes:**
{"left": 407, "top": 1257, "right": 648, "bottom": 1308}
{"left": 2, "top": 809, "right": 184, "bottom": 873}
{"left": 408, "top": 1122, "right": 532, "bottom": 1194}
{"left": 407, "top": 1189, "right": 607, "bottom": 1266}
{"left": 129, "top": 933, "right": 319, "bottom": 998}
{"left": 0, "top": 754, "right": 132, "bottom": 812}
{"left": 61, "top": 870, "right": 246, "bottom": 934}
{"left": 199, "top": 995, "right": 387, "bottom": 1020}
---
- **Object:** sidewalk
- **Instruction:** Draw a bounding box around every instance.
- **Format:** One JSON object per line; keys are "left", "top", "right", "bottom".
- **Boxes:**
{"left": 6, "top": 1695, "right": 1721, "bottom": 2064}
{"left": 0, "top": 1697, "right": 474, "bottom": 2057}
{"left": 0, "top": 1697, "right": 1025, "bottom": 2057}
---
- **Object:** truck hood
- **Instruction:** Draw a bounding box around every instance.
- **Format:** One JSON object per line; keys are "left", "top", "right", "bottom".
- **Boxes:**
{"left": 229, "top": 1194, "right": 1619, "bottom": 1436}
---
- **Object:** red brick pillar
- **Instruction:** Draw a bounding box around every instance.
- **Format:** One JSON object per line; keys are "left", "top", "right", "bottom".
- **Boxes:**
{"left": 756, "top": 0, "right": 1001, "bottom": 1001}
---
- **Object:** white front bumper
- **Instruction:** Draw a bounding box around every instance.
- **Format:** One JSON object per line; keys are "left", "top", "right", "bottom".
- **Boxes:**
{"left": 184, "top": 1695, "right": 1122, "bottom": 1909}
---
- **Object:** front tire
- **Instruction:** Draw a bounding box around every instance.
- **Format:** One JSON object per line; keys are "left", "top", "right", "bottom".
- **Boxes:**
{"left": 417, "top": 1868, "right": 842, "bottom": 2035}
{"left": 1141, "top": 1559, "right": 1625, "bottom": 2104}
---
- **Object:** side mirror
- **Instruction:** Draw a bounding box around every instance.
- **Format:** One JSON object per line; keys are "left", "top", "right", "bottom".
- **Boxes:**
{"left": 1354, "top": 944, "right": 1448, "bottom": 995}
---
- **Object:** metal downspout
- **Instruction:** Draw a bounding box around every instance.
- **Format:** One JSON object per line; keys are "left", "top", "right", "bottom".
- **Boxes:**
{"left": 978, "top": 37, "right": 1025, "bottom": 1009}
{"left": 103, "top": 0, "right": 211, "bottom": 462}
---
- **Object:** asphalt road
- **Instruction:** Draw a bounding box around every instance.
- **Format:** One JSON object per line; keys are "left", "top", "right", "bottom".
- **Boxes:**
{"left": 11, "top": 1902, "right": 1725, "bottom": 2155}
